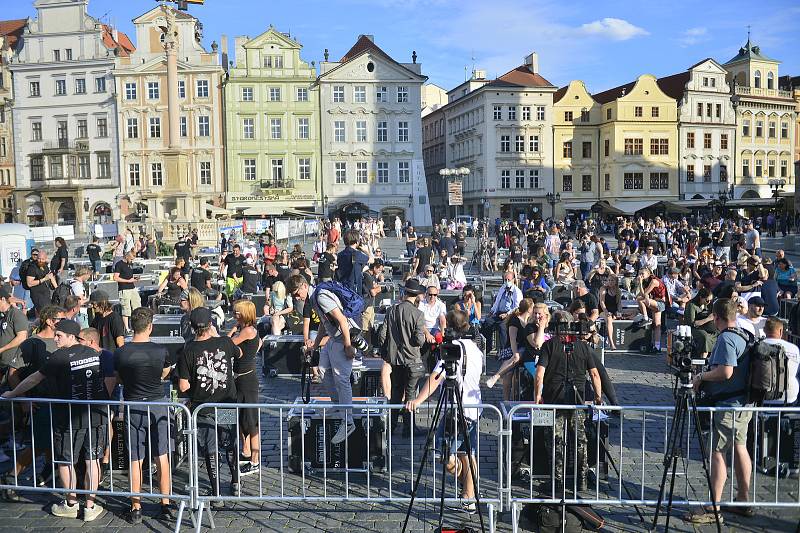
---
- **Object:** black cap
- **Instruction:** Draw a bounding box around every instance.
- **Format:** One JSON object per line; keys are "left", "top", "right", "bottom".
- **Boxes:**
{"left": 55, "top": 319, "right": 81, "bottom": 337}
{"left": 89, "top": 290, "right": 109, "bottom": 303}
{"left": 0, "top": 287, "right": 11, "bottom": 300}
{"left": 189, "top": 307, "right": 213, "bottom": 329}
{"left": 748, "top": 296, "right": 766, "bottom": 307}
{"left": 404, "top": 278, "right": 425, "bottom": 296}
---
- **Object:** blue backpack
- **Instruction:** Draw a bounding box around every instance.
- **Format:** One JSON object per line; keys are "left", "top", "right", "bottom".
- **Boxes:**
{"left": 313, "top": 280, "right": 365, "bottom": 321}
{"left": 335, "top": 248, "right": 367, "bottom": 296}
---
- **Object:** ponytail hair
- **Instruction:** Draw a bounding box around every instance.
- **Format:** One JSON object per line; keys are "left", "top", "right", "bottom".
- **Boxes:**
{"left": 506, "top": 297, "right": 534, "bottom": 324}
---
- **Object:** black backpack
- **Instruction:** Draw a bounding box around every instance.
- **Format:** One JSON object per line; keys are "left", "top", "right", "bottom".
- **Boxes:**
{"left": 51, "top": 280, "right": 73, "bottom": 306}
{"left": 725, "top": 328, "right": 789, "bottom": 404}
{"left": 18, "top": 259, "right": 32, "bottom": 290}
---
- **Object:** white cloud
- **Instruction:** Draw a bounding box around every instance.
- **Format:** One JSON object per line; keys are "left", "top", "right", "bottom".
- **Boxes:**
{"left": 680, "top": 26, "right": 709, "bottom": 47}
{"left": 578, "top": 18, "right": 649, "bottom": 41}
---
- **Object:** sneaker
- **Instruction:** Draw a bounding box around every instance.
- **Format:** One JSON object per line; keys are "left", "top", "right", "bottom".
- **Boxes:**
{"left": 238, "top": 454, "right": 252, "bottom": 465}
{"left": 331, "top": 422, "right": 356, "bottom": 445}
{"left": 231, "top": 482, "right": 240, "bottom": 496}
{"left": 126, "top": 508, "right": 142, "bottom": 525}
{"left": 50, "top": 500, "right": 80, "bottom": 518}
{"left": 83, "top": 502, "right": 105, "bottom": 522}
{"left": 0, "top": 476, "right": 19, "bottom": 502}
{"left": 240, "top": 462, "right": 260, "bottom": 477}
{"left": 462, "top": 501, "right": 477, "bottom": 514}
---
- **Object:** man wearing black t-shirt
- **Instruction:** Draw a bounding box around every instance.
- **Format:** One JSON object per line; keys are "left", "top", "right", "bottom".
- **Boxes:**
{"left": 114, "top": 307, "right": 173, "bottom": 523}
{"left": 174, "top": 236, "right": 191, "bottom": 264}
{"left": 26, "top": 251, "right": 56, "bottom": 315}
{"left": 362, "top": 260, "right": 385, "bottom": 347}
{"left": 316, "top": 242, "right": 337, "bottom": 281}
{"left": 222, "top": 245, "right": 245, "bottom": 296}
{"left": 113, "top": 252, "right": 140, "bottom": 331}
{"left": 239, "top": 257, "right": 260, "bottom": 295}
{"left": 439, "top": 231, "right": 456, "bottom": 257}
{"left": 178, "top": 308, "right": 240, "bottom": 503}
{"left": 191, "top": 257, "right": 213, "bottom": 294}
{"left": 86, "top": 237, "right": 103, "bottom": 280}
{"left": 3, "top": 319, "right": 114, "bottom": 521}
{"left": 89, "top": 290, "right": 125, "bottom": 351}
{"left": 413, "top": 237, "right": 433, "bottom": 275}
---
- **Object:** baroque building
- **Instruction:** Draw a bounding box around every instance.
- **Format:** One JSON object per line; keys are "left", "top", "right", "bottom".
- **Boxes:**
{"left": 224, "top": 27, "right": 320, "bottom": 216}
{"left": 0, "top": 19, "right": 26, "bottom": 223}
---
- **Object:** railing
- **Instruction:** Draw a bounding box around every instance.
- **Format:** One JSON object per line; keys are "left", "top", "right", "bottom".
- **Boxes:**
{"left": 36, "top": 140, "right": 90, "bottom": 152}
{"left": 260, "top": 178, "right": 295, "bottom": 190}
{"left": 735, "top": 86, "right": 794, "bottom": 99}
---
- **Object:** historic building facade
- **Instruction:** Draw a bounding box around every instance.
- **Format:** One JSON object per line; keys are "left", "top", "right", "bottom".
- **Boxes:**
{"left": 723, "top": 40, "right": 795, "bottom": 203}
{"left": 0, "top": 19, "right": 26, "bottom": 223}
{"left": 113, "top": 4, "right": 224, "bottom": 228}
{"left": 10, "top": 0, "right": 131, "bottom": 229}
{"left": 224, "top": 27, "right": 320, "bottom": 216}
{"left": 421, "top": 103, "right": 446, "bottom": 222}
{"left": 318, "top": 35, "right": 431, "bottom": 228}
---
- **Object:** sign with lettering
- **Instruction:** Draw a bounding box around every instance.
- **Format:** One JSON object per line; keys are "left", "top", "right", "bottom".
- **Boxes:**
{"left": 448, "top": 180, "right": 463, "bottom": 206}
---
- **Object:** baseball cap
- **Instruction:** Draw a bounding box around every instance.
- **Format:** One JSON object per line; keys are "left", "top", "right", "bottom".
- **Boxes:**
{"left": 189, "top": 307, "right": 213, "bottom": 329}
{"left": 55, "top": 319, "right": 81, "bottom": 337}
{"left": 748, "top": 296, "right": 766, "bottom": 307}
{"left": 89, "top": 290, "right": 109, "bottom": 303}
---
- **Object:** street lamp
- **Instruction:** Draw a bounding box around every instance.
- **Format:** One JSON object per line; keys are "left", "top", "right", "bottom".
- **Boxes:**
{"left": 768, "top": 178, "right": 786, "bottom": 209}
{"left": 545, "top": 192, "right": 561, "bottom": 219}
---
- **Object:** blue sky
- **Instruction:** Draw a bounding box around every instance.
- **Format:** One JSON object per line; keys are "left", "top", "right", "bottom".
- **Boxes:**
{"left": 6, "top": 0, "right": 800, "bottom": 91}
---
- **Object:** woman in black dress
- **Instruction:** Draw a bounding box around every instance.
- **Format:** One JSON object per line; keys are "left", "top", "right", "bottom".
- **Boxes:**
{"left": 156, "top": 267, "right": 187, "bottom": 306}
{"left": 230, "top": 299, "right": 262, "bottom": 476}
{"left": 598, "top": 275, "right": 622, "bottom": 350}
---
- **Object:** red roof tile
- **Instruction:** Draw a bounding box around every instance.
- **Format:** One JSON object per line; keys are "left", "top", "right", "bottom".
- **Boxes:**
{"left": 553, "top": 85, "right": 568, "bottom": 103}
{"left": 0, "top": 19, "right": 27, "bottom": 51}
{"left": 101, "top": 24, "right": 135, "bottom": 57}
{"left": 340, "top": 34, "right": 393, "bottom": 64}
{"left": 488, "top": 65, "right": 555, "bottom": 88}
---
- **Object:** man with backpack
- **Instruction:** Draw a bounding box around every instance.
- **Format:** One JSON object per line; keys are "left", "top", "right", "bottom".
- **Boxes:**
{"left": 52, "top": 266, "right": 90, "bottom": 309}
{"left": 335, "top": 229, "right": 370, "bottom": 295}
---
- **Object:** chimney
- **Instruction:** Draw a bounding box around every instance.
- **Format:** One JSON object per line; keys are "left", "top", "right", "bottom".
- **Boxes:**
{"left": 234, "top": 36, "right": 247, "bottom": 68}
{"left": 113, "top": 27, "right": 119, "bottom": 44}
{"left": 359, "top": 34, "right": 375, "bottom": 43}
{"left": 220, "top": 34, "right": 229, "bottom": 70}
{"left": 524, "top": 52, "right": 538, "bottom": 74}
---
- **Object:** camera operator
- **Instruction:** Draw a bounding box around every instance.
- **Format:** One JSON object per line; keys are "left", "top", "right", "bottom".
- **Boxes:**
{"left": 762, "top": 317, "right": 799, "bottom": 406}
{"left": 405, "top": 308, "right": 483, "bottom": 513}
{"left": 533, "top": 311, "right": 602, "bottom": 492}
{"left": 687, "top": 298, "right": 753, "bottom": 524}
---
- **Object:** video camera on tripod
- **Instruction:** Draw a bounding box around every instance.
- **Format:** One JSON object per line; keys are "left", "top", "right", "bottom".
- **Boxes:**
{"left": 436, "top": 327, "right": 476, "bottom": 375}
{"left": 666, "top": 326, "right": 707, "bottom": 384}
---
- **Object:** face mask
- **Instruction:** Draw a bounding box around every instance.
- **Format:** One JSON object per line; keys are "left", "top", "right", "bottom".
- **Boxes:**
{"left": 505, "top": 280, "right": 514, "bottom": 289}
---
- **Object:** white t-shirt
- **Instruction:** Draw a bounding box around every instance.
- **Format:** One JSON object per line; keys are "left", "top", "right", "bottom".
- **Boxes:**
{"left": 418, "top": 298, "right": 446, "bottom": 330}
{"left": 735, "top": 315, "right": 765, "bottom": 338}
{"left": 432, "top": 339, "right": 483, "bottom": 421}
{"left": 69, "top": 279, "right": 86, "bottom": 298}
{"left": 763, "top": 338, "right": 800, "bottom": 405}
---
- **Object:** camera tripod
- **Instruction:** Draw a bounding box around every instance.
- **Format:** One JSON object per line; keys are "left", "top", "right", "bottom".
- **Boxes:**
{"left": 650, "top": 376, "right": 721, "bottom": 532}
{"left": 299, "top": 347, "right": 319, "bottom": 404}
{"left": 401, "top": 366, "right": 486, "bottom": 533}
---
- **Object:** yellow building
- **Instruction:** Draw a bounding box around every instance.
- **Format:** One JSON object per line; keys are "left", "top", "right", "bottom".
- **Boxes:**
{"left": 593, "top": 75, "right": 680, "bottom": 215}
{"left": 553, "top": 80, "right": 602, "bottom": 217}
{"left": 0, "top": 19, "right": 25, "bottom": 223}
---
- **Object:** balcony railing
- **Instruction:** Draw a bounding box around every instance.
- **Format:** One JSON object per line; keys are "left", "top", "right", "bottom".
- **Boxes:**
{"left": 260, "top": 178, "right": 294, "bottom": 190}
{"left": 735, "top": 86, "right": 794, "bottom": 99}
{"left": 38, "top": 140, "right": 90, "bottom": 152}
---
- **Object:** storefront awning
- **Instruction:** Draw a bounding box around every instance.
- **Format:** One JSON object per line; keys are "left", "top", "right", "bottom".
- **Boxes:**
{"left": 650, "top": 201, "right": 691, "bottom": 214}
{"left": 242, "top": 205, "right": 284, "bottom": 217}
{"left": 675, "top": 199, "right": 712, "bottom": 208}
{"left": 563, "top": 201, "right": 597, "bottom": 211}
{"left": 204, "top": 204, "right": 232, "bottom": 218}
{"left": 726, "top": 198, "right": 782, "bottom": 208}
{"left": 612, "top": 200, "right": 660, "bottom": 215}
{"left": 282, "top": 208, "right": 320, "bottom": 218}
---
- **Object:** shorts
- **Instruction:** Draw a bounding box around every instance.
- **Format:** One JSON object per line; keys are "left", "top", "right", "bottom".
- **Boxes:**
{"left": 713, "top": 409, "right": 753, "bottom": 453}
{"left": 30, "top": 407, "right": 55, "bottom": 449}
{"left": 0, "top": 349, "right": 23, "bottom": 370}
{"left": 52, "top": 425, "right": 108, "bottom": 462}
{"left": 119, "top": 288, "right": 142, "bottom": 317}
{"left": 655, "top": 301, "right": 666, "bottom": 313}
{"left": 126, "top": 404, "right": 171, "bottom": 461}
{"left": 91, "top": 260, "right": 102, "bottom": 273}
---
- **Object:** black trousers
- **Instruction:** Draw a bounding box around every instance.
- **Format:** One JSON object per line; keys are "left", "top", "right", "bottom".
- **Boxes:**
{"left": 196, "top": 415, "right": 239, "bottom": 495}
{"left": 389, "top": 361, "right": 426, "bottom": 430}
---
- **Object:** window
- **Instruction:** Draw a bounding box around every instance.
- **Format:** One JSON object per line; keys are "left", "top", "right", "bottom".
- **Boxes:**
{"left": 634, "top": 106, "right": 642, "bottom": 117}
{"left": 742, "top": 159, "right": 750, "bottom": 177}
{"left": 756, "top": 120, "right": 763, "bottom": 137}
{"left": 743, "top": 120, "right": 750, "bottom": 136}
{"left": 199, "top": 161, "right": 212, "bottom": 185}
{"left": 53, "top": 50, "right": 60, "bottom": 62}
{"left": 197, "top": 116, "right": 210, "bottom": 137}
{"left": 241, "top": 87, "right": 254, "bottom": 101}
{"left": 697, "top": 103, "right": 703, "bottom": 117}
{"left": 32, "top": 122, "right": 42, "bottom": 141}
{"left": 333, "top": 86, "right": 345, "bottom": 103}
{"left": 529, "top": 135, "right": 539, "bottom": 152}
{"left": 649, "top": 138, "right": 668, "bottom": 155}
{"left": 650, "top": 172, "right": 669, "bottom": 189}
{"left": 703, "top": 77, "right": 709, "bottom": 87}
{"left": 536, "top": 106, "right": 545, "bottom": 121}
{"left": 781, "top": 160, "right": 788, "bottom": 178}
{"left": 97, "top": 153, "right": 110, "bottom": 178}
{"left": 564, "top": 111, "right": 573, "bottom": 122}
{"left": 606, "top": 108, "right": 612, "bottom": 120}
{"left": 151, "top": 162, "right": 163, "bottom": 186}
{"left": 55, "top": 79, "right": 66, "bottom": 95}
{"left": 269, "top": 87, "right": 281, "bottom": 102}
{"left": 178, "top": 80, "right": 185, "bottom": 99}
{"left": 397, "top": 86, "right": 409, "bottom": 103}
{"left": 782, "top": 122, "right": 789, "bottom": 139}
{"left": 242, "top": 118, "right": 255, "bottom": 139}
{"left": 269, "top": 118, "right": 281, "bottom": 139}
{"left": 501, "top": 170, "right": 510, "bottom": 189}
{"left": 515, "top": 135, "right": 525, "bottom": 152}
{"left": 78, "top": 155, "right": 90, "bottom": 179}
{"left": 397, "top": 121, "right": 409, "bottom": 142}
{"left": 509, "top": 169, "right": 522, "bottom": 188}
{"left": 529, "top": 169, "right": 540, "bottom": 189}
{"left": 377, "top": 161, "right": 389, "bottom": 183}
{"left": 57, "top": 121, "right": 68, "bottom": 143}
{"left": 335, "top": 162, "right": 347, "bottom": 184}
{"left": 50, "top": 155, "right": 62, "bottom": 177}
{"left": 30, "top": 81, "right": 40, "bottom": 97}
{"left": 493, "top": 105, "right": 502, "bottom": 120}
{"left": 76, "top": 119, "right": 88, "bottom": 139}
{"left": 356, "top": 161, "right": 368, "bottom": 184}
{"left": 582, "top": 141, "right": 591, "bottom": 158}
{"left": 297, "top": 117, "right": 309, "bottom": 140}
{"left": 398, "top": 161, "right": 410, "bottom": 183}
{"left": 581, "top": 109, "right": 590, "bottom": 122}
{"left": 196, "top": 79, "right": 209, "bottom": 98}
{"left": 624, "top": 138, "right": 642, "bottom": 155}
{"left": 356, "top": 120, "right": 367, "bottom": 142}
{"left": 354, "top": 85, "right": 366, "bottom": 103}
{"left": 706, "top": 103, "right": 713, "bottom": 118}
{"left": 687, "top": 164, "right": 695, "bottom": 182}
{"left": 755, "top": 158, "right": 763, "bottom": 177}
{"left": 149, "top": 117, "right": 161, "bottom": 138}
{"left": 562, "top": 174, "right": 572, "bottom": 192}
{"left": 298, "top": 158, "right": 311, "bottom": 180}
{"left": 720, "top": 134, "right": 728, "bottom": 150}
{"left": 500, "top": 135, "right": 510, "bottom": 152}
{"left": 703, "top": 165, "right": 712, "bottom": 181}
{"left": 651, "top": 106, "right": 659, "bottom": 118}
{"left": 243, "top": 159, "right": 256, "bottom": 181}
{"left": 623, "top": 172, "right": 643, "bottom": 190}
{"left": 334, "top": 121, "right": 345, "bottom": 142}
{"left": 769, "top": 121, "right": 776, "bottom": 138}
{"left": 271, "top": 159, "right": 284, "bottom": 182}
{"left": 687, "top": 132, "right": 695, "bottom": 148}
{"left": 377, "top": 121, "right": 388, "bottom": 142}
{"left": 96, "top": 118, "right": 107, "bottom": 138}
{"left": 604, "top": 139, "right": 609, "bottom": 156}
{"left": 720, "top": 165, "right": 728, "bottom": 182}
{"left": 129, "top": 163, "right": 140, "bottom": 187}
{"left": 263, "top": 56, "right": 272, "bottom": 68}
{"left": 95, "top": 76, "right": 106, "bottom": 93}
{"left": 75, "top": 78, "right": 86, "bottom": 94}
{"left": 0, "top": 138, "right": 4, "bottom": 157}
{"left": 768, "top": 159, "right": 775, "bottom": 178}
{"left": 767, "top": 72, "right": 774, "bottom": 90}
{"left": 715, "top": 104, "right": 721, "bottom": 118}
{"left": 31, "top": 156, "right": 44, "bottom": 181}
{"left": 582, "top": 174, "right": 592, "bottom": 192}
{"left": 703, "top": 133, "right": 712, "bottom": 149}
{"left": 563, "top": 141, "right": 572, "bottom": 158}
{"left": 754, "top": 71, "right": 761, "bottom": 89}
{"left": 147, "top": 81, "right": 159, "bottom": 100}
{"left": 180, "top": 116, "right": 187, "bottom": 137}
{"left": 274, "top": 55, "right": 283, "bottom": 68}
{"left": 522, "top": 106, "right": 531, "bottom": 120}
{"left": 65, "top": 49, "right": 72, "bottom": 60}
{"left": 376, "top": 86, "right": 387, "bottom": 102}
{"left": 604, "top": 173, "right": 610, "bottom": 191}
{"left": 124, "top": 82, "right": 136, "bottom": 100}
{"left": 296, "top": 87, "right": 308, "bottom": 102}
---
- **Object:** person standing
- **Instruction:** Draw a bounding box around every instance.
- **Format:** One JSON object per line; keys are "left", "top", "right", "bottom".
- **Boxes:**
{"left": 174, "top": 235, "right": 192, "bottom": 267}
{"left": 113, "top": 252, "right": 141, "bottom": 332}
{"left": 86, "top": 237, "right": 103, "bottom": 280}
{"left": 394, "top": 216, "right": 402, "bottom": 239}
{"left": 190, "top": 256, "right": 213, "bottom": 294}
{"left": 26, "top": 250, "right": 57, "bottom": 316}
{"left": 0, "top": 288, "right": 29, "bottom": 389}
{"left": 88, "top": 290, "right": 125, "bottom": 351}
{"left": 222, "top": 244, "right": 245, "bottom": 297}
{"left": 336, "top": 230, "right": 370, "bottom": 295}
{"left": 361, "top": 259, "right": 385, "bottom": 348}
{"left": 317, "top": 242, "right": 337, "bottom": 282}
{"left": 50, "top": 237, "right": 69, "bottom": 284}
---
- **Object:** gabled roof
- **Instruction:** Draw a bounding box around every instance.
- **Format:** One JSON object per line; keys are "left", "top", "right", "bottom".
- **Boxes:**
{"left": 486, "top": 65, "right": 555, "bottom": 89}
{"left": 0, "top": 19, "right": 27, "bottom": 51}
{"left": 655, "top": 71, "right": 690, "bottom": 100}
{"left": 133, "top": 5, "right": 195, "bottom": 23}
{"left": 592, "top": 80, "right": 637, "bottom": 104}
{"left": 340, "top": 34, "right": 394, "bottom": 64}
{"left": 725, "top": 39, "right": 779, "bottom": 64}
{"left": 553, "top": 85, "right": 568, "bottom": 103}
{"left": 244, "top": 27, "right": 302, "bottom": 50}
{"left": 101, "top": 24, "right": 135, "bottom": 57}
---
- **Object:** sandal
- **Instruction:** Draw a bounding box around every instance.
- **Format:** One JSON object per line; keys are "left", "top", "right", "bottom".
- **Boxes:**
{"left": 722, "top": 502, "right": 755, "bottom": 517}
{"left": 685, "top": 507, "right": 724, "bottom": 525}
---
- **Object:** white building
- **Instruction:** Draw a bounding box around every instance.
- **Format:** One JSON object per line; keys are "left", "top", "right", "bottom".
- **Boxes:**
{"left": 10, "top": 0, "right": 133, "bottom": 229}
{"left": 421, "top": 83, "right": 447, "bottom": 117}
{"left": 423, "top": 53, "right": 556, "bottom": 222}
{"left": 318, "top": 34, "right": 431, "bottom": 228}
{"left": 658, "top": 59, "right": 737, "bottom": 202}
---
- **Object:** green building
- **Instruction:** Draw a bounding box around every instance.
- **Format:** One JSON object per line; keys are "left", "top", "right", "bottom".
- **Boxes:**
{"left": 224, "top": 27, "right": 321, "bottom": 216}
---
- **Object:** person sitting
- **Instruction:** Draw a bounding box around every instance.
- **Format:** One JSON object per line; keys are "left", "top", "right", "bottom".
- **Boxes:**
{"left": 774, "top": 258, "right": 797, "bottom": 300}
{"left": 554, "top": 252, "right": 576, "bottom": 285}
{"left": 663, "top": 267, "right": 690, "bottom": 310}
{"left": 482, "top": 272, "right": 523, "bottom": 354}
{"left": 417, "top": 265, "right": 440, "bottom": 290}
{"left": 486, "top": 298, "right": 533, "bottom": 400}
{"left": 762, "top": 317, "right": 800, "bottom": 406}
{"left": 735, "top": 295, "right": 766, "bottom": 338}
{"left": 634, "top": 267, "right": 667, "bottom": 353}
{"left": 522, "top": 266, "right": 549, "bottom": 300}
{"left": 261, "top": 280, "right": 294, "bottom": 335}
{"left": 736, "top": 256, "right": 768, "bottom": 299}
{"left": 684, "top": 288, "right": 717, "bottom": 359}
{"left": 455, "top": 284, "right": 482, "bottom": 326}
{"left": 418, "top": 286, "right": 446, "bottom": 334}
{"left": 574, "top": 280, "right": 599, "bottom": 322}
{"left": 598, "top": 275, "right": 622, "bottom": 350}
{"left": 156, "top": 267, "right": 187, "bottom": 307}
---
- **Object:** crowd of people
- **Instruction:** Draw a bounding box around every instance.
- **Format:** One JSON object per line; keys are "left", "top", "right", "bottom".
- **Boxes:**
{"left": 0, "top": 210, "right": 798, "bottom": 523}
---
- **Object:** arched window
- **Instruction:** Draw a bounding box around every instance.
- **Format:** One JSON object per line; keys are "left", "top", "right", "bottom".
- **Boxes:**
{"left": 767, "top": 72, "right": 774, "bottom": 90}
{"left": 754, "top": 70, "right": 761, "bottom": 89}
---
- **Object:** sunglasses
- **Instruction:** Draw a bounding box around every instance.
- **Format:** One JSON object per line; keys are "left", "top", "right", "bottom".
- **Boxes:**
{"left": 427, "top": 292, "right": 438, "bottom": 296}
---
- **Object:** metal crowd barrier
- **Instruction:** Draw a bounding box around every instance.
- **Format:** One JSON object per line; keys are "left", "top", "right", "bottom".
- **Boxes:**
{"left": 0, "top": 398, "right": 194, "bottom": 533}
{"left": 504, "top": 403, "right": 800, "bottom": 533}
{"left": 189, "top": 401, "right": 503, "bottom": 532}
